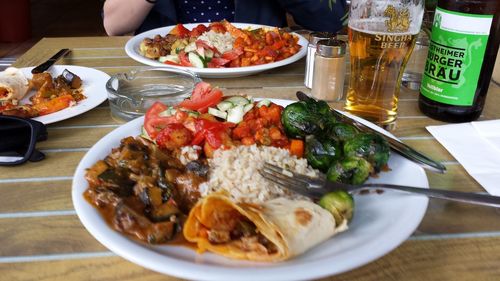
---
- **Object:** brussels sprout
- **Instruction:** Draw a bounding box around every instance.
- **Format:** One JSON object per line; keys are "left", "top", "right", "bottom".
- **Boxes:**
{"left": 328, "top": 123, "right": 359, "bottom": 142}
{"left": 305, "top": 135, "right": 342, "bottom": 172}
{"left": 318, "top": 190, "right": 354, "bottom": 224}
{"left": 326, "top": 156, "right": 373, "bottom": 185}
{"left": 281, "top": 101, "right": 322, "bottom": 138}
{"left": 343, "top": 133, "right": 390, "bottom": 171}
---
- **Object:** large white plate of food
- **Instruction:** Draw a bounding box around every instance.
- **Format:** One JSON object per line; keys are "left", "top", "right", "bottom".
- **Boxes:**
{"left": 0, "top": 65, "right": 110, "bottom": 124}
{"left": 124, "top": 21, "right": 307, "bottom": 78}
{"left": 72, "top": 82, "right": 428, "bottom": 281}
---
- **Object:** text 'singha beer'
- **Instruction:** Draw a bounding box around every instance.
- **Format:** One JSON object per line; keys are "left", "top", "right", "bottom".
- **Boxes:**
{"left": 346, "top": 20, "right": 417, "bottom": 125}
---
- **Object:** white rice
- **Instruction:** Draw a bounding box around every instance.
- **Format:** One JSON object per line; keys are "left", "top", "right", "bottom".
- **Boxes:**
{"left": 200, "top": 145, "right": 318, "bottom": 203}
{"left": 197, "top": 31, "right": 234, "bottom": 54}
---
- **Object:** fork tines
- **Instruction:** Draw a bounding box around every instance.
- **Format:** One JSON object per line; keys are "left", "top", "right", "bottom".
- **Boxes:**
{"left": 259, "top": 162, "right": 325, "bottom": 199}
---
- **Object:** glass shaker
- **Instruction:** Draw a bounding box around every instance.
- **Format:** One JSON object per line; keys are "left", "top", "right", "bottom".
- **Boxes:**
{"left": 311, "top": 39, "right": 347, "bottom": 102}
{"left": 304, "top": 32, "right": 335, "bottom": 89}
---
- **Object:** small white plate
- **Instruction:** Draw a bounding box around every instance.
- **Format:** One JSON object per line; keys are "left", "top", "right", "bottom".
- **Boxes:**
{"left": 72, "top": 99, "right": 428, "bottom": 281}
{"left": 125, "top": 23, "right": 308, "bottom": 78}
{"left": 20, "top": 65, "right": 110, "bottom": 124}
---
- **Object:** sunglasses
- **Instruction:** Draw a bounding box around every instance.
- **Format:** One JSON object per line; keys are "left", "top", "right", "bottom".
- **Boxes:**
{"left": 0, "top": 116, "right": 47, "bottom": 166}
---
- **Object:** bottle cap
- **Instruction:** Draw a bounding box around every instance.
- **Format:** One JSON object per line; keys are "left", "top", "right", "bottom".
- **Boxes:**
{"left": 309, "top": 32, "right": 336, "bottom": 45}
{"left": 316, "top": 39, "right": 346, "bottom": 58}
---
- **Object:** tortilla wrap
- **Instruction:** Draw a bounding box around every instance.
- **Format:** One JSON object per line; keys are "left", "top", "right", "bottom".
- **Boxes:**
{"left": 0, "top": 67, "right": 29, "bottom": 102}
{"left": 183, "top": 194, "right": 348, "bottom": 262}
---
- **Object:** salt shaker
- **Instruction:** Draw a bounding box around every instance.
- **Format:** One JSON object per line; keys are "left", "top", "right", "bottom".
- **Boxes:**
{"left": 311, "top": 39, "right": 346, "bottom": 102}
{"left": 304, "top": 32, "right": 335, "bottom": 89}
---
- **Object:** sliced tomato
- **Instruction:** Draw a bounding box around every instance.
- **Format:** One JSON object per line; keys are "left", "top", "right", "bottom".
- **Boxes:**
{"left": 169, "top": 24, "right": 190, "bottom": 38}
{"left": 144, "top": 102, "right": 179, "bottom": 139}
{"left": 191, "top": 118, "right": 233, "bottom": 148}
{"left": 179, "top": 82, "right": 223, "bottom": 113}
{"left": 178, "top": 51, "right": 192, "bottom": 67}
{"left": 195, "top": 40, "right": 220, "bottom": 55}
{"left": 207, "top": 57, "right": 230, "bottom": 68}
{"left": 164, "top": 60, "right": 182, "bottom": 66}
{"left": 190, "top": 24, "right": 208, "bottom": 37}
{"left": 221, "top": 48, "right": 244, "bottom": 61}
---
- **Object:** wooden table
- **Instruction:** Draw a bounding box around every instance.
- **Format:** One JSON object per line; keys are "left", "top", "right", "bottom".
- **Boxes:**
{"left": 2, "top": 37, "right": 500, "bottom": 281}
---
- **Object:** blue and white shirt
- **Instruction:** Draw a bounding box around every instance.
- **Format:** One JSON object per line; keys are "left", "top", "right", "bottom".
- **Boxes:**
{"left": 175, "top": 0, "right": 235, "bottom": 23}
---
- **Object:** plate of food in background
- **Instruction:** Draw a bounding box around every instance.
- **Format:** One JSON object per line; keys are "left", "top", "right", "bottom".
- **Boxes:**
{"left": 72, "top": 82, "right": 429, "bottom": 281}
{"left": 0, "top": 65, "right": 110, "bottom": 124}
{"left": 124, "top": 21, "right": 307, "bottom": 78}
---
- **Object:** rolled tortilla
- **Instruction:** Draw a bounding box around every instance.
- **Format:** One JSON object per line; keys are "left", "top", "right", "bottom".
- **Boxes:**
{"left": 183, "top": 194, "right": 348, "bottom": 262}
{"left": 0, "top": 67, "right": 29, "bottom": 102}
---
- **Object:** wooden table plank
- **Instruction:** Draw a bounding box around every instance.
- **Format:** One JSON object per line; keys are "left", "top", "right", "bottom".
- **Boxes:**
{"left": 2, "top": 237, "right": 499, "bottom": 281}
{"left": 0, "top": 181, "right": 73, "bottom": 213}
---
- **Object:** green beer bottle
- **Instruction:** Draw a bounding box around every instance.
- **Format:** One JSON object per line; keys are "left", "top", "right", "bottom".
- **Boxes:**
{"left": 418, "top": 0, "right": 500, "bottom": 122}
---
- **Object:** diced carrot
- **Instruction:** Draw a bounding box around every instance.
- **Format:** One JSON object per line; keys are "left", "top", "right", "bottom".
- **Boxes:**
{"left": 289, "top": 139, "right": 304, "bottom": 158}
{"left": 241, "top": 137, "right": 255, "bottom": 145}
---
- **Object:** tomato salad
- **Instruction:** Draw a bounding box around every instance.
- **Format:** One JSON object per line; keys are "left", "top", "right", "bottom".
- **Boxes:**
{"left": 139, "top": 20, "right": 302, "bottom": 69}
{"left": 142, "top": 81, "right": 304, "bottom": 158}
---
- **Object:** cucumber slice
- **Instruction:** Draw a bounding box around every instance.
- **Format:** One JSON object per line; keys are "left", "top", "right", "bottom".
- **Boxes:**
{"left": 205, "top": 49, "right": 214, "bottom": 59}
{"left": 243, "top": 103, "right": 254, "bottom": 113}
{"left": 184, "top": 42, "right": 197, "bottom": 53}
{"left": 225, "top": 96, "right": 250, "bottom": 106}
{"left": 188, "top": 52, "right": 205, "bottom": 68}
{"left": 179, "top": 108, "right": 201, "bottom": 117}
{"left": 159, "top": 107, "right": 176, "bottom": 117}
{"left": 227, "top": 105, "right": 245, "bottom": 124}
{"left": 256, "top": 99, "right": 272, "bottom": 108}
{"left": 208, "top": 107, "right": 228, "bottom": 119}
{"left": 141, "top": 126, "right": 152, "bottom": 141}
{"left": 158, "top": 56, "right": 168, "bottom": 63}
{"left": 188, "top": 111, "right": 200, "bottom": 117}
{"left": 216, "top": 101, "right": 234, "bottom": 111}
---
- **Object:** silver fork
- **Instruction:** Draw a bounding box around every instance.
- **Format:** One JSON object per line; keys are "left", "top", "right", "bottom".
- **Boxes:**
{"left": 259, "top": 162, "right": 500, "bottom": 208}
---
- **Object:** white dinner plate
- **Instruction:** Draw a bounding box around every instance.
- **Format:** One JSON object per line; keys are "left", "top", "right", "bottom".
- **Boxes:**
{"left": 72, "top": 99, "right": 429, "bottom": 281}
{"left": 124, "top": 23, "right": 308, "bottom": 78}
{"left": 20, "top": 65, "right": 110, "bottom": 124}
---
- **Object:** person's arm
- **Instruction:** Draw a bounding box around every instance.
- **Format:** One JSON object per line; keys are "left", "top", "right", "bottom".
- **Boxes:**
{"left": 277, "top": 0, "right": 348, "bottom": 32}
{"left": 103, "top": 0, "right": 156, "bottom": 36}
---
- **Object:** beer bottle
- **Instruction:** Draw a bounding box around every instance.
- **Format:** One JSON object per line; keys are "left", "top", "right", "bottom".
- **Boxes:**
{"left": 418, "top": 0, "right": 500, "bottom": 122}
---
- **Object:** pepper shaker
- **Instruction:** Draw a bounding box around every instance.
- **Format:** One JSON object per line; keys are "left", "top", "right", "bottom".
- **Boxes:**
{"left": 304, "top": 32, "right": 335, "bottom": 89}
{"left": 311, "top": 39, "right": 347, "bottom": 102}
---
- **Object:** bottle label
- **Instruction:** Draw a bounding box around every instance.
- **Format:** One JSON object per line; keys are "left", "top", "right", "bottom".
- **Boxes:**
{"left": 420, "top": 7, "right": 493, "bottom": 106}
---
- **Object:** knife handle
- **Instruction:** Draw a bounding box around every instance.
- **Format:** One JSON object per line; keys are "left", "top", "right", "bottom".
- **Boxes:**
{"left": 31, "top": 49, "right": 70, "bottom": 74}
{"left": 383, "top": 135, "right": 447, "bottom": 174}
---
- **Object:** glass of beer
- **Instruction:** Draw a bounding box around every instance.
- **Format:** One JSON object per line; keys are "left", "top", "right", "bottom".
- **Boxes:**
{"left": 345, "top": 0, "right": 424, "bottom": 128}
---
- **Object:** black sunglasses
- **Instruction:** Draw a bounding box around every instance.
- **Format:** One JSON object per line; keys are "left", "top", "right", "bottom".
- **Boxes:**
{"left": 0, "top": 116, "right": 48, "bottom": 166}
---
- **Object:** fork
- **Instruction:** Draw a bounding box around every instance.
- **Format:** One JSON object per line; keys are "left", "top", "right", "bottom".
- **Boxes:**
{"left": 259, "top": 162, "right": 500, "bottom": 208}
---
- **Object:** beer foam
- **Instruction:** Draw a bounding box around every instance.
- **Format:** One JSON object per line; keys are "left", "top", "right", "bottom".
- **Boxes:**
{"left": 348, "top": 18, "right": 421, "bottom": 35}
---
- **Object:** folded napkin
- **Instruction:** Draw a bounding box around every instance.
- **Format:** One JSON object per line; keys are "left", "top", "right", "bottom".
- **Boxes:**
{"left": 427, "top": 120, "right": 500, "bottom": 195}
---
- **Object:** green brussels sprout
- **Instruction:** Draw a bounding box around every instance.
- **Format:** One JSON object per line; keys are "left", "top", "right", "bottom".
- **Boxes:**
{"left": 318, "top": 190, "right": 354, "bottom": 224}
{"left": 305, "top": 135, "right": 342, "bottom": 172}
{"left": 343, "top": 133, "right": 390, "bottom": 171}
{"left": 328, "top": 123, "right": 359, "bottom": 142}
{"left": 281, "top": 101, "right": 322, "bottom": 138}
{"left": 326, "top": 156, "right": 373, "bottom": 185}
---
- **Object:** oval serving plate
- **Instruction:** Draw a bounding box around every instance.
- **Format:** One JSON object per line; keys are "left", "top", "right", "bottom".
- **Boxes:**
{"left": 125, "top": 23, "right": 308, "bottom": 78}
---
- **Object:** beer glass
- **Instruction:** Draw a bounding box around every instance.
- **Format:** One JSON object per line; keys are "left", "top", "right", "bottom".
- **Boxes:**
{"left": 345, "top": 0, "right": 424, "bottom": 127}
